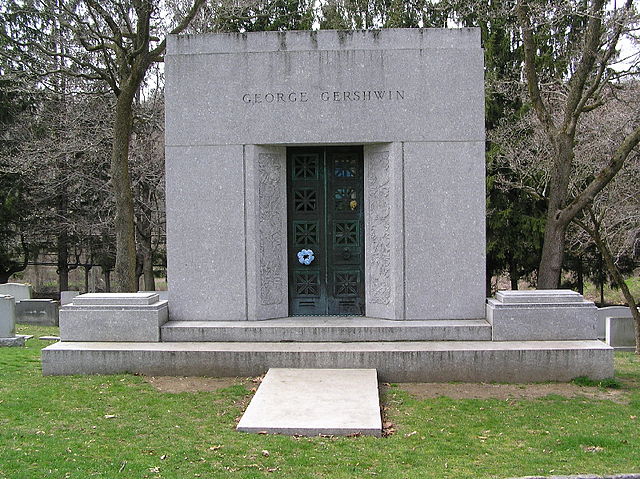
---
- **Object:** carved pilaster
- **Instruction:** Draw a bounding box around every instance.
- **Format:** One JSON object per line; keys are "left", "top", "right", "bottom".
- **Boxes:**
{"left": 367, "top": 151, "right": 392, "bottom": 305}
{"left": 258, "top": 153, "right": 285, "bottom": 305}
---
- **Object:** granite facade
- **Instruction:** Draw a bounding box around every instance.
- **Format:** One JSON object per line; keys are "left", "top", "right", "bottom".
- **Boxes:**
{"left": 165, "top": 28, "right": 485, "bottom": 321}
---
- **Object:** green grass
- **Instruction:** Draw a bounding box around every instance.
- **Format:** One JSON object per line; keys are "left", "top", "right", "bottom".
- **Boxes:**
{"left": 1, "top": 326, "right": 639, "bottom": 479}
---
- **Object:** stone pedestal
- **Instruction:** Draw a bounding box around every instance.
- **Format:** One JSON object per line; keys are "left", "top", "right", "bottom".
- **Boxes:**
{"left": 60, "top": 293, "right": 168, "bottom": 342}
{"left": 0, "top": 295, "right": 24, "bottom": 347}
{"left": 15, "top": 299, "right": 59, "bottom": 326}
{"left": 487, "top": 290, "right": 598, "bottom": 341}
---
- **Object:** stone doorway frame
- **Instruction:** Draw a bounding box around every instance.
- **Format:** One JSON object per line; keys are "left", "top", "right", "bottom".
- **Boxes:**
{"left": 245, "top": 143, "right": 405, "bottom": 321}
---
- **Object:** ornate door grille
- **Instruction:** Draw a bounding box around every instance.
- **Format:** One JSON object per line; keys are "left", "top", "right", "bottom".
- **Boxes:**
{"left": 287, "top": 146, "right": 365, "bottom": 316}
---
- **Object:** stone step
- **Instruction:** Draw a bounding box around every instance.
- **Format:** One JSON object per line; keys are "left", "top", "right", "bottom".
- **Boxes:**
{"left": 237, "top": 368, "right": 382, "bottom": 436}
{"left": 160, "top": 317, "right": 492, "bottom": 342}
{"left": 42, "top": 339, "right": 613, "bottom": 382}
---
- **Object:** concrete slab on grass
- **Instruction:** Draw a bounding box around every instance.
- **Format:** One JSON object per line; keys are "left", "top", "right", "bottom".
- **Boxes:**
{"left": 237, "top": 368, "right": 381, "bottom": 437}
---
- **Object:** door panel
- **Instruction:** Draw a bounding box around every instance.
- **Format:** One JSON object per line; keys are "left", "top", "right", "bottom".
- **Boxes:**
{"left": 288, "top": 146, "right": 365, "bottom": 316}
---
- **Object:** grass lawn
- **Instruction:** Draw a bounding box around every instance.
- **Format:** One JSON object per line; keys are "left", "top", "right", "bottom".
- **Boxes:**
{"left": 1, "top": 325, "right": 639, "bottom": 479}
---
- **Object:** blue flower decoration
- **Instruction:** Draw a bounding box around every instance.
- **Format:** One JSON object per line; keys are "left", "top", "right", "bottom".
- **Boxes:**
{"left": 297, "top": 249, "right": 315, "bottom": 265}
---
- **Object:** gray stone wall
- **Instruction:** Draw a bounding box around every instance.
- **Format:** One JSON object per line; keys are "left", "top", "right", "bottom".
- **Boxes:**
{"left": 165, "top": 28, "right": 485, "bottom": 321}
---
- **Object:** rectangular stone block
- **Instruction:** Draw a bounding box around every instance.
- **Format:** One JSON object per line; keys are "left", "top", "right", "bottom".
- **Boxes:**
{"left": 72, "top": 292, "right": 160, "bottom": 306}
{"left": 496, "top": 290, "right": 583, "bottom": 304}
{"left": 138, "top": 291, "right": 169, "bottom": 301}
{"left": 0, "top": 283, "right": 32, "bottom": 301}
{"left": 0, "top": 295, "right": 16, "bottom": 338}
{"left": 166, "top": 145, "right": 247, "bottom": 321}
{"left": 606, "top": 316, "right": 637, "bottom": 350}
{"left": 487, "top": 290, "right": 598, "bottom": 341}
{"left": 15, "top": 299, "right": 59, "bottom": 326}
{"left": 237, "top": 368, "right": 381, "bottom": 436}
{"left": 165, "top": 29, "right": 484, "bottom": 147}
{"left": 41, "top": 340, "right": 614, "bottom": 382}
{"left": 60, "top": 299, "right": 168, "bottom": 342}
{"left": 403, "top": 141, "right": 486, "bottom": 320}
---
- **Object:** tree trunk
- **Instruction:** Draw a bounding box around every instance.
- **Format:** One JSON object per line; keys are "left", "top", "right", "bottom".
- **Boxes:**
{"left": 136, "top": 200, "right": 155, "bottom": 291}
{"left": 57, "top": 231, "right": 69, "bottom": 292}
{"left": 143, "top": 251, "right": 154, "bottom": 291}
{"left": 486, "top": 273, "right": 493, "bottom": 298}
{"left": 509, "top": 258, "right": 519, "bottom": 290}
{"left": 577, "top": 258, "right": 584, "bottom": 295}
{"left": 538, "top": 217, "right": 568, "bottom": 289}
{"left": 84, "top": 265, "right": 91, "bottom": 293}
{"left": 538, "top": 134, "right": 574, "bottom": 289}
{"left": 111, "top": 89, "right": 138, "bottom": 292}
{"left": 104, "top": 269, "right": 111, "bottom": 292}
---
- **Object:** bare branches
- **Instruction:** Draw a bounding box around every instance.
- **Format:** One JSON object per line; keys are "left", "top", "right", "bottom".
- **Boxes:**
{"left": 517, "top": 1, "right": 557, "bottom": 135}
{"left": 560, "top": 124, "right": 640, "bottom": 224}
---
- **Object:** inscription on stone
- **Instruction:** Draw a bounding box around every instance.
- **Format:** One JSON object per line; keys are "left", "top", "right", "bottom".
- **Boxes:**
{"left": 242, "top": 89, "right": 406, "bottom": 104}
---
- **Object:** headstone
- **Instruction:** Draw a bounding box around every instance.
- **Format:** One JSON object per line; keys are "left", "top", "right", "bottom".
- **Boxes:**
{"left": 606, "top": 316, "right": 637, "bottom": 351}
{"left": 60, "top": 291, "right": 81, "bottom": 306}
{"left": 487, "top": 290, "right": 598, "bottom": 341}
{"left": 0, "top": 295, "right": 25, "bottom": 347}
{"left": 0, "top": 283, "right": 32, "bottom": 301}
{"left": 15, "top": 299, "right": 59, "bottom": 326}
{"left": 59, "top": 293, "right": 168, "bottom": 342}
{"left": 597, "top": 306, "right": 632, "bottom": 339}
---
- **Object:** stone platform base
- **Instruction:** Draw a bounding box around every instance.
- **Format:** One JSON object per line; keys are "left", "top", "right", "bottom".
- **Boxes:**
{"left": 41, "top": 340, "right": 613, "bottom": 382}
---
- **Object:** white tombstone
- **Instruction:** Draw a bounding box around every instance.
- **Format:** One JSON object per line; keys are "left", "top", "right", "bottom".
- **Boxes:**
{"left": 606, "top": 315, "right": 637, "bottom": 351}
{"left": 0, "top": 295, "right": 24, "bottom": 347}
{"left": 0, "top": 283, "right": 32, "bottom": 301}
{"left": 596, "top": 306, "right": 632, "bottom": 339}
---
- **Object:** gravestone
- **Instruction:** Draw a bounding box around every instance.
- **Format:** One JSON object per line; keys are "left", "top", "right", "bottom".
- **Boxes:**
{"left": 597, "top": 306, "right": 632, "bottom": 339}
{"left": 606, "top": 315, "right": 637, "bottom": 351}
{"left": 0, "top": 295, "right": 25, "bottom": 347}
{"left": 15, "top": 299, "right": 59, "bottom": 326}
{"left": 0, "top": 283, "right": 32, "bottom": 301}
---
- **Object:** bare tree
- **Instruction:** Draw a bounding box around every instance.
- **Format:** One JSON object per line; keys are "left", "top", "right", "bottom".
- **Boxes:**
{"left": 1, "top": 0, "right": 204, "bottom": 292}
{"left": 517, "top": 0, "right": 640, "bottom": 288}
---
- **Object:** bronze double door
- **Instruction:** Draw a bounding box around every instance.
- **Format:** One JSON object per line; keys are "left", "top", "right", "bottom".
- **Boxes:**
{"left": 287, "top": 146, "right": 365, "bottom": 316}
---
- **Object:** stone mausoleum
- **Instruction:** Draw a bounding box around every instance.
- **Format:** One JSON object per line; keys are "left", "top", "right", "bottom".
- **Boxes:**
{"left": 42, "top": 28, "right": 612, "bottom": 382}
